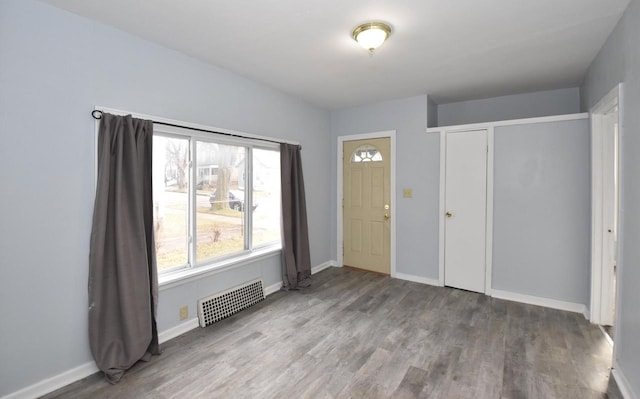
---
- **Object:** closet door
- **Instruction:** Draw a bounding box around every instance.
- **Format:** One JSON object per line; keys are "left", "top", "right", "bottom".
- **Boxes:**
{"left": 444, "top": 130, "right": 488, "bottom": 293}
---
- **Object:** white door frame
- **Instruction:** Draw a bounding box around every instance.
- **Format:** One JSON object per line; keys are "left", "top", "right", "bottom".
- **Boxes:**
{"left": 438, "top": 127, "right": 494, "bottom": 293}
{"left": 590, "top": 83, "right": 623, "bottom": 326}
{"left": 337, "top": 131, "right": 396, "bottom": 276}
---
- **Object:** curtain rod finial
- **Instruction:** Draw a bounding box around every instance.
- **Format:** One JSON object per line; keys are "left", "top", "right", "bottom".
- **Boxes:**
{"left": 92, "top": 110, "right": 103, "bottom": 120}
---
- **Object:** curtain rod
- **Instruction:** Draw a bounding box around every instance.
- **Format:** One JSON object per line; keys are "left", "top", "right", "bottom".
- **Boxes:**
{"left": 91, "top": 110, "right": 294, "bottom": 147}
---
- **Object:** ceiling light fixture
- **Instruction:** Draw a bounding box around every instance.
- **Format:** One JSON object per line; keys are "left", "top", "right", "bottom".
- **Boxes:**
{"left": 352, "top": 22, "right": 392, "bottom": 54}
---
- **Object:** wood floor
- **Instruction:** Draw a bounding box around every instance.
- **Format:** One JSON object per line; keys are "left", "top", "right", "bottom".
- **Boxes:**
{"left": 43, "top": 267, "right": 615, "bottom": 398}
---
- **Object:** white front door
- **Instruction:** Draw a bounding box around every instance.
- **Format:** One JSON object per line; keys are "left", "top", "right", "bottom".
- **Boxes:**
{"left": 444, "top": 130, "right": 488, "bottom": 293}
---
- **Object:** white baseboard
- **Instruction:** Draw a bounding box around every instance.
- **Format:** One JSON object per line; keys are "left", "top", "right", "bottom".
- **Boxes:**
{"left": 613, "top": 362, "right": 638, "bottom": 399}
{"left": 264, "top": 281, "right": 282, "bottom": 296}
{"left": 491, "top": 289, "right": 586, "bottom": 314}
{"left": 264, "top": 260, "right": 337, "bottom": 297}
{"left": 312, "top": 260, "right": 336, "bottom": 274}
{"left": 3, "top": 318, "right": 200, "bottom": 399}
{"left": 393, "top": 272, "right": 440, "bottom": 287}
{"left": 158, "top": 317, "right": 200, "bottom": 343}
{"left": 1, "top": 361, "right": 99, "bottom": 399}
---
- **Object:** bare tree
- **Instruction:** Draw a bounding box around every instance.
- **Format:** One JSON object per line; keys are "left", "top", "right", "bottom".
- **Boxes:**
{"left": 166, "top": 140, "right": 188, "bottom": 190}
{"left": 212, "top": 145, "right": 242, "bottom": 210}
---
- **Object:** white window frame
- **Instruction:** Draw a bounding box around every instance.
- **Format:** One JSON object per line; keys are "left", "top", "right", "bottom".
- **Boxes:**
{"left": 93, "top": 107, "right": 291, "bottom": 288}
{"left": 155, "top": 123, "right": 281, "bottom": 275}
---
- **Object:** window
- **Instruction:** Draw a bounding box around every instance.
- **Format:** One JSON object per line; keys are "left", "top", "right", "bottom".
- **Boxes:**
{"left": 252, "top": 149, "right": 281, "bottom": 247}
{"left": 152, "top": 126, "right": 281, "bottom": 274}
{"left": 153, "top": 135, "right": 189, "bottom": 271}
{"left": 351, "top": 145, "right": 382, "bottom": 162}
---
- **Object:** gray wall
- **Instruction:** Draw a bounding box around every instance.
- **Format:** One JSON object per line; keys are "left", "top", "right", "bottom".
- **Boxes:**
{"left": 582, "top": 0, "right": 640, "bottom": 395}
{"left": 427, "top": 95, "right": 438, "bottom": 128}
{"left": 438, "top": 88, "right": 581, "bottom": 127}
{"left": 0, "top": 1, "right": 331, "bottom": 396}
{"left": 492, "top": 120, "right": 591, "bottom": 304}
{"left": 330, "top": 96, "right": 440, "bottom": 280}
{"left": 329, "top": 94, "right": 593, "bottom": 300}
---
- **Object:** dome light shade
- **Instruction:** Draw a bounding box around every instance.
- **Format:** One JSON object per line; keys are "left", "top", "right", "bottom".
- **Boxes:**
{"left": 352, "top": 22, "right": 391, "bottom": 54}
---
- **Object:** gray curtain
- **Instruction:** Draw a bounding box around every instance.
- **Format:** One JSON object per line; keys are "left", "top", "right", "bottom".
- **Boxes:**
{"left": 280, "top": 143, "right": 312, "bottom": 289}
{"left": 89, "top": 113, "right": 160, "bottom": 383}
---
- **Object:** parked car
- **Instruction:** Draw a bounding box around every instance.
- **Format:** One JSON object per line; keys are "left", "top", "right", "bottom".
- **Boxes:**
{"left": 209, "top": 190, "right": 258, "bottom": 211}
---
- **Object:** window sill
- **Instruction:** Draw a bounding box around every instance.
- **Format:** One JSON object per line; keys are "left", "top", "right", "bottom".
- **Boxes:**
{"left": 158, "top": 246, "right": 282, "bottom": 291}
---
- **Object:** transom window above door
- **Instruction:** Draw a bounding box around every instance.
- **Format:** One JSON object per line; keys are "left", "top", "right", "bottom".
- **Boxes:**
{"left": 351, "top": 145, "right": 383, "bottom": 162}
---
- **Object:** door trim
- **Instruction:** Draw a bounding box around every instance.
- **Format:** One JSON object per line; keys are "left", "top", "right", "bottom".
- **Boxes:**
{"left": 337, "top": 131, "right": 396, "bottom": 276}
{"left": 438, "top": 127, "right": 494, "bottom": 293}
{"left": 590, "top": 83, "right": 623, "bottom": 327}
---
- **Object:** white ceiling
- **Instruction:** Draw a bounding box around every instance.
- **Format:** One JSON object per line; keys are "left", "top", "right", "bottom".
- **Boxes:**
{"left": 40, "top": 0, "right": 630, "bottom": 109}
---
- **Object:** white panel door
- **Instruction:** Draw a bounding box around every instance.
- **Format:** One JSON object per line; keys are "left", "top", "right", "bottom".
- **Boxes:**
{"left": 444, "top": 130, "right": 488, "bottom": 293}
{"left": 601, "top": 107, "right": 619, "bottom": 326}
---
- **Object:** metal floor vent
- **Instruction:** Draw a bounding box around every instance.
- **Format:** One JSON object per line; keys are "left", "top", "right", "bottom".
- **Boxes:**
{"left": 197, "top": 279, "right": 265, "bottom": 327}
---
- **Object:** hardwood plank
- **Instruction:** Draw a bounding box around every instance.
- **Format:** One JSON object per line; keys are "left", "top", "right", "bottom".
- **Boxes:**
{"left": 41, "top": 267, "right": 614, "bottom": 399}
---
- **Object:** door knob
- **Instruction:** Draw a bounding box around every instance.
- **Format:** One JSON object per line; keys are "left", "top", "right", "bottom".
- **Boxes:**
{"left": 384, "top": 213, "right": 390, "bottom": 220}
{"left": 446, "top": 211, "right": 453, "bottom": 218}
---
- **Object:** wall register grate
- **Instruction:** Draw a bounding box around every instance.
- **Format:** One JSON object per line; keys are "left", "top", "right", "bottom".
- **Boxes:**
{"left": 197, "top": 279, "right": 265, "bottom": 327}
